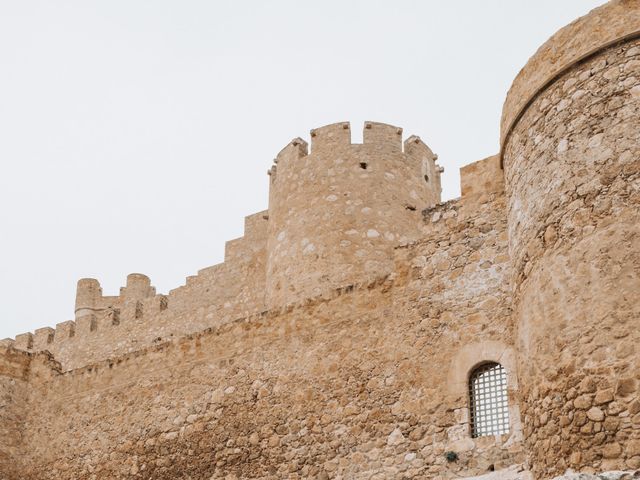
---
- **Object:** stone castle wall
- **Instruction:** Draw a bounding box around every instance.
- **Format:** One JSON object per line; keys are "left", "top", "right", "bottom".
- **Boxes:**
{"left": 3, "top": 209, "right": 270, "bottom": 371}
{"left": 2, "top": 2, "right": 640, "bottom": 478}
{"left": 0, "top": 347, "right": 32, "bottom": 479}
{"left": 500, "top": 0, "right": 640, "bottom": 149}
{"left": 2, "top": 121, "right": 443, "bottom": 372}
{"left": 502, "top": 19, "right": 640, "bottom": 480}
{"left": 0, "top": 347, "right": 61, "bottom": 479}
{"left": 11, "top": 180, "right": 528, "bottom": 479}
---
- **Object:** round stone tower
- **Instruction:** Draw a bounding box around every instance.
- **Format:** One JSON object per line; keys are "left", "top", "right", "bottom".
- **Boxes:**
{"left": 501, "top": 1, "right": 640, "bottom": 476}
{"left": 265, "top": 121, "right": 442, "bottom": 307}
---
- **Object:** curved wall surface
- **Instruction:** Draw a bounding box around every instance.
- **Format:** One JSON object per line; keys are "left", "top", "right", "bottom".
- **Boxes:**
{"left": 502, "top": 3, "right": 640, "bottom": 475}
{"left": 265, "top": 122, "right": 441, "bottom": 307}
{"left": 501, "top": 0, "right": 640, "bottom": 148}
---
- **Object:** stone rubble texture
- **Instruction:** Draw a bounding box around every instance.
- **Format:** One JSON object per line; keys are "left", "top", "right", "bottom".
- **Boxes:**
{"left": 1, "top": 1, "right": 639, "bottom": 479}
{"left": 551, "top": 473, "right": 639, "bottom": 480}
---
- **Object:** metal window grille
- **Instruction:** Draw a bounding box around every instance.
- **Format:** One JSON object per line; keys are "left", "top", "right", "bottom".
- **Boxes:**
{"left": 469, "top": 362, "right": 510, "bottom": 438}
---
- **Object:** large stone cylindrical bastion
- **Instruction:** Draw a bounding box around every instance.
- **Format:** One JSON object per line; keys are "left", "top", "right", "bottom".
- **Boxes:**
{"left": 501, "top": 0, "right": 640, "bottom": 476}
{"left": 265, "top": 121, "right": 442, "bottom": 307}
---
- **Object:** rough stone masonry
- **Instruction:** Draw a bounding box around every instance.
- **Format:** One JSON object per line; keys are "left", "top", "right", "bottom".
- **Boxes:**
{"left": 1, "top": 1, "right": 639, "bottom": 479}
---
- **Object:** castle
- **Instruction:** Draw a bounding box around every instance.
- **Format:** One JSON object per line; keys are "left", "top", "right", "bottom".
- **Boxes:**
{"left": 1, "top": 1, "right": 639, "bottom": 479}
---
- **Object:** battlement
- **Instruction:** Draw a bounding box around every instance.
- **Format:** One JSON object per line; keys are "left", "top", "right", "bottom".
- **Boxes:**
{"left": 306, "top": 120, "right": 403, "bottom": 151}
{"left": 460, "top": 154, "right": 504, "bottom": 204}
{"left": 303, "top": 121, "right": 428, "bottom": 154}
{"left": 268, "top": 138, "right": 308, "bottom": 182}
{"left": 363, "top": 121, "right": 403, "bottom": 149}
{"left": 4, "top": 3, "right": 640, "bottom": 475}
{"left": 269, "top": 121, "right": 441, "bottom": 188}
{"left": 310, "top": 121, "right": 351, "bottom": 150}
{"left": 404, "top": 134, "right": 435, "bottom": 158}
{"left": 4, "top": 280, "right": 170, "bottom": 356}
{"left": 4, "top": 121, "right": 509, "bottom": 370}
{"left": 75, "top": 273, "right": 156, "bottom": 321}
{"left": 2, "top": 202, "right": 271, "bottom": 369}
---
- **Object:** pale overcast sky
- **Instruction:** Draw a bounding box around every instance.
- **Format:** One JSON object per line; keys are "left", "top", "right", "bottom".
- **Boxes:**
{"left": 0, "top": 1, "right": 605, "bottom": 340}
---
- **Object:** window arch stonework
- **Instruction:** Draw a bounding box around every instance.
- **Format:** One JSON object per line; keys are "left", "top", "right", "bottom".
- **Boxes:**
{"left": 447, "top": 341, "right": 523, "bottom": 444}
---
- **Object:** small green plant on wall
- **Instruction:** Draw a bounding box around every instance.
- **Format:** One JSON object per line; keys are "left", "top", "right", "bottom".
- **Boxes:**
{"left": 444, "top": 451, "right": 459, "bottom": 462}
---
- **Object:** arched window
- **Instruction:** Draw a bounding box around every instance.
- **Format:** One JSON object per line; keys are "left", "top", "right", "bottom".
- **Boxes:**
{"left": 469, "top": 362, "right": 510, "bottom": 438}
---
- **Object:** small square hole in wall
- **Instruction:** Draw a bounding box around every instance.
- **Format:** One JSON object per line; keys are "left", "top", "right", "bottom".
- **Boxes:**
{"left": 360, "top": 162, "right": 368, "bottom": 170}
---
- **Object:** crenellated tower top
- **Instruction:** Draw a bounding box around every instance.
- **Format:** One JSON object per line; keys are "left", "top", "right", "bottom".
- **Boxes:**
{"left": 266, "top": 121, "right": 442, "bottom": 306}
{"left": 4, "top": 120, "right": 451, "bottom": 369}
